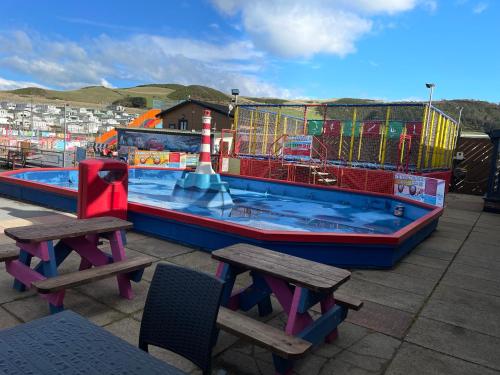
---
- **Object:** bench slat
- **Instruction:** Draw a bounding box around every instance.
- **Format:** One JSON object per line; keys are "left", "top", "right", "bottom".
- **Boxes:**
{"left": 5, "top": 217, "right": 133, "bottom": 243}
{"left": 212, "top": 244, "right": 351, "bottom": 292}
{"left": 32, "top": 256, "right": 154, "bottom": 293}
{"left": 0, "top": 248, "right": 19, "bottom": 262}
{"left": 217, "top": 307, "right": 311, "bottom": 359}
{"left": 335, "top": 293, "right": 363, "bottom": 311}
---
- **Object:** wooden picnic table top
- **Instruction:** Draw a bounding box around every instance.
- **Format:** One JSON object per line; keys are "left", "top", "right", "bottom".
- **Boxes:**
{"left": 4, "top": 216, "right": 133, "bottom": 243}
{"left": 212, "top": 244, "right": 351, "bottom": 292}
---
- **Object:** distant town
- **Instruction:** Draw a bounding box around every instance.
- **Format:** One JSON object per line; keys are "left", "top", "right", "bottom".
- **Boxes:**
{"left": 0, "top": 101, "right": 139, "bottom": 139}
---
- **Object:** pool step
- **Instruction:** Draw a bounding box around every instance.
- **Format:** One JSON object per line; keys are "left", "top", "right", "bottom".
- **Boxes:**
{"left": 318, "top": 178, "right": 337, "bottom": 184}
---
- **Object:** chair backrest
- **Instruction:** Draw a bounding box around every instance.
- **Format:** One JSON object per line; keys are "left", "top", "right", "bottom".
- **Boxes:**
{"left": 139, "top": 264, "right": 223, "bottom": 374}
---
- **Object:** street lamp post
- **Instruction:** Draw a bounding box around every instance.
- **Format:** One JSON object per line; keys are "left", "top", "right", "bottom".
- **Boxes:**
{"left": 425, "top": 82, "right": 435, "bottom": 141}
{"left": 63, "top": 104, "right": 68, "bottom": 167}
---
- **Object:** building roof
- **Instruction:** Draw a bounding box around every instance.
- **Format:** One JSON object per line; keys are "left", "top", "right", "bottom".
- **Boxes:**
{"left": 115, "top": 126, "right": 203, "bottom": 135}
{"left": 156, "top": 99, "right": 233, "bottom": 118}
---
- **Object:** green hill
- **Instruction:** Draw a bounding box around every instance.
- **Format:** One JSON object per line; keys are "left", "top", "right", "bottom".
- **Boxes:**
{"left": 166, "top": 85, "right": 230, "bottom": 101}
{"left": 2, "top": 85, "right": 499, "bottom": 132}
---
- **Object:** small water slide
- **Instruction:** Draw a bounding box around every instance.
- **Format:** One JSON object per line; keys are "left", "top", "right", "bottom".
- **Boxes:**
{"left": 95, "top": 109, "right": 162, "bottom": 146}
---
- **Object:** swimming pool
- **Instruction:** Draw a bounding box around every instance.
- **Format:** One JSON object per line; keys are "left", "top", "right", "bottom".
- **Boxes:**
{"left": 0, "top": 167, "right": 442, "bottom": 268}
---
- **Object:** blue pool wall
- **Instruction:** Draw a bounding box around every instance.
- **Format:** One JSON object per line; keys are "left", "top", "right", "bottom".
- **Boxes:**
{"left": 0, "top": 168, "right": 440, "bottom": 268}
{"left": 9, "top": 168, "right": 432, "bottom": 223}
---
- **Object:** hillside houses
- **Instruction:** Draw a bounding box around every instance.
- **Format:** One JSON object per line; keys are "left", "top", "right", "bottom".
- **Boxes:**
{"left": 0, "top": 101, "right": 138, "bottom": 136}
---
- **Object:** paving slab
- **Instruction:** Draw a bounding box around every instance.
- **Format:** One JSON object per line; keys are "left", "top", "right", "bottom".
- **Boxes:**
{"left": 3, "top": 289, "right": 124, "bottom": 326}
{"left": 411, "top": 245, "right": 456, "bottom": 261}
{"left": 401, "top": 254, "right": 450, "bottom": 271}
{"left": 104, "top": 317, "right": 198, "bottom": 373}
{"left": 0, "top": 263, "right": 36, "bottom": 304}
{"left": 168, "top": 250, "right": 220, "bottom": 275}
{"left": 416, "top": 235, "right": 464, "bottom": 253}
{"left": 126, "top": 236, "right": 195, "bottom": 259}
{"left": 344, "top": 301, "right": 413, "bottom": 339}
{"left": 0, "top": 306, "right": 20, "bottom": 329}
{"left": 420, "top": 284, "right": 500, "bottom": 337}
{"left": 458, "top": 242, "right": 500, "bottom": 264}
{"left": 386, "top": 342, "right": 500, "bottom": 375}
{"left": 213, "top": 343, "right": 275, "bottom": 375}
{"left": 454, "top": 253, "right": 500, "bottom": 272}
{"left": 441, "top": 271, "right": 500, "bottom": 297}
{"left": 406, "top": 317, "right": 500, "bottom": 370}
{"left": 76, "top": 276, "right": 151, "bottom": 314}
{"left": 337, "top": 278, "right": 426, "bottom": 313}
{"left": 390, "top": 262, "right": 445, "bottom": 281}
{"left": 448, "top": 262, "right": 499, "bottom": 283}
{"left": 352, "top": 269, "right": 436, "bottom": 296}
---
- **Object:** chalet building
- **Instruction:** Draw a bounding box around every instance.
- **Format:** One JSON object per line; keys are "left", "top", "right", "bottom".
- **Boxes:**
{"left": 156, "top": 99, "right": 234, "bottom": 131}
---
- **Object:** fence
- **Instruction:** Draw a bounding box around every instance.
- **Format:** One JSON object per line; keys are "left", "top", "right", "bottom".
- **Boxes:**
{"left": 232, "top": 103, "right": 459, "bottom": 172}
{"left": 452, "top": 134, "right": 493, "bottom": 195}
{"left": 0, "top": 144, "right": 75, "bottom": 169}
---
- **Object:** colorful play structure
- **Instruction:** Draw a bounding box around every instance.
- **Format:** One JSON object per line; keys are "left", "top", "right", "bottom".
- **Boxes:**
{"left": 95, "top": 109, "right": 162, "bottom": 147}
{"left": 218, "top": 103, "right": 459, "bottom": 194}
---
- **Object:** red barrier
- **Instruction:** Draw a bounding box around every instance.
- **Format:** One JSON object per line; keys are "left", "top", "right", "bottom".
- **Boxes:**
{"left": 78, "top": 159, "right": 128, "bottom": 219}
{"left": 238, "top": 158, "right": 450, "bottom": 195}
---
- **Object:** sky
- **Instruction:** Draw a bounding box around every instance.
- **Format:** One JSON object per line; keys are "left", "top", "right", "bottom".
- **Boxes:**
{"left": 0, "top": 0, "right": 498, "bottom": 102}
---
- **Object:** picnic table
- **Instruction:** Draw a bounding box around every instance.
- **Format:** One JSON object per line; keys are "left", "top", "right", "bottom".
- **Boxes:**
{"left": 213, "top": 243, "right": 362, "bottom": 374}
{"left": 0, "top": 216, "right": 153, "bottom": 313}
{"left": 0, "top": 310, "right": 187, "bottom": 375}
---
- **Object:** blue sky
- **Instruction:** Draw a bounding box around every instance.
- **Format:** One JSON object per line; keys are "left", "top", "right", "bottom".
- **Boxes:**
{"left": 0, "top": 0, "right": 498, "bottom": 101}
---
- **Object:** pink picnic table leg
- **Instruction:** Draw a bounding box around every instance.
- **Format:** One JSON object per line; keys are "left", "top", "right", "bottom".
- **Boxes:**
{"left": 262, "top": 275, "right": 313, "bottom": 335}
{"left": 108, "top": 230, "right": 133, "bottom": 299}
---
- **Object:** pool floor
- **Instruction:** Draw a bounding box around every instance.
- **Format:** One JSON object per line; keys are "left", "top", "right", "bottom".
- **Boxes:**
{"left": 31, "top": 173, "right": 412, "bottom": 234}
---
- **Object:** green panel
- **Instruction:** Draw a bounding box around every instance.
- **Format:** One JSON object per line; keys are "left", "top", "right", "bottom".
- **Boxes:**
{"left": 307, "top": 120, "right": 323, "bottom": 135}
{"left": 387, "top": 121, "right": 404, "bottom": 138}
{"left": 342, "top": 120, "right": 361, "bottom": 137}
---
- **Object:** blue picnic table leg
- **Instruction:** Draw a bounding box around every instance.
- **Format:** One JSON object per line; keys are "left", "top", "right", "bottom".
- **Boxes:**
{"left": 272, "top": 355, "right": 293, "bottom": 375}
{"left": 13, "top": 250, "right": 32, "bottom": 292}
{"left": 251, "top": 273, "right": 273, "bottom": 317}
{"left": 34, "top": 240, "right": 73, "bottom": 274}
{"left": 216, "top": 262, "right": 237, "bottom": 307}
{"left": 42, "top": 241, "right": 64, "bottom": 313}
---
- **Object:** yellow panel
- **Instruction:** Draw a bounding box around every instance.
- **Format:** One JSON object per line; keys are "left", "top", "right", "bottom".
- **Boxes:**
{"left": 348, "top": 109, "right": 357, "bottom": 164}
{"left": 424, "top": 109, "right": 436, "bottom": 168}
{"left": 416, "top": 105, "right": 428, "bottom": 170}
{"left": 380, "top": 107, "right": 391, "bottom": 166}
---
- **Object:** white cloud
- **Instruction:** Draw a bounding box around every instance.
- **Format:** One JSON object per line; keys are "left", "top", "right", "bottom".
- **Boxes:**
{"left": 0, "top": 30, "right": 291, "bottom": 98}
{"left": 473, "top": 2, "right": 488, "bottom": 13}
{"left": 0, "top": 76, "right": 47, "bottom": 90}
{"left": 211, "top": 0, "right": 431, "bottom": 58}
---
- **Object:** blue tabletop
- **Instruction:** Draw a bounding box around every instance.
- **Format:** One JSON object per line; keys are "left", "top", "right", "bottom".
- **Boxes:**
{"left": 0, "top": 310, "right": 187, "bottom": 375}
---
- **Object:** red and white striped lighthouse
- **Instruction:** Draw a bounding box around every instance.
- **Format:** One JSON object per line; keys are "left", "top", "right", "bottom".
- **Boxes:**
{"left": 195, "top": 109, "right": 215, "bottom": 174}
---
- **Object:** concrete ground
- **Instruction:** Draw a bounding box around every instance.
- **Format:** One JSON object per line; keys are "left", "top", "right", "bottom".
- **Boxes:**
{"left": 0, "top": 193, "right": 498, "bottom": 375}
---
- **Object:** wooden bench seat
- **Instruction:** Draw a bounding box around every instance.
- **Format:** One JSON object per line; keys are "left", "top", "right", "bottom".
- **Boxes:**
{"left": 32, "top": 256, "right": 154, "bottom": 294}
{"left": 0, "top": 248, "right": 19, "bottom": 262}
{"left": 217, "top": 307, "right": 312, "bottom": 359}
{"left": 335, "top": 293, "right": 363, "bottom": 311}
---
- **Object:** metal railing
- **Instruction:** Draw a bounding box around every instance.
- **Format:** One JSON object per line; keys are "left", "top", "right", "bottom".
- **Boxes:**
{"left": 0, "top": 145, "right": 76, "bottom": 169}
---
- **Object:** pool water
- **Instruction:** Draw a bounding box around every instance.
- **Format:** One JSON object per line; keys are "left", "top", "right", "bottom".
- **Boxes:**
{"left": 13, "top": 169, "right": 424, "bottom": 234}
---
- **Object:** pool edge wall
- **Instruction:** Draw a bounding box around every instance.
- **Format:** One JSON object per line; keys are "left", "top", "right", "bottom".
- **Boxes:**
{"left": 0, "top": 168, "right": 442, "bottom": 269}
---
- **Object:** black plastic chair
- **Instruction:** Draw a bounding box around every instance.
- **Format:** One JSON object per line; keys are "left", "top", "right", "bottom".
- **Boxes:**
{"left": 139, "top": 263, "right": 224, "bottom": 375}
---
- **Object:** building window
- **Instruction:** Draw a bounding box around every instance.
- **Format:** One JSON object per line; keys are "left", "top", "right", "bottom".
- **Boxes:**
{"left": 169, "top": 123, "right": 176, "bottom": 129}
{"left": 178, "top": 119, "right": 188, "bottom": 130}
